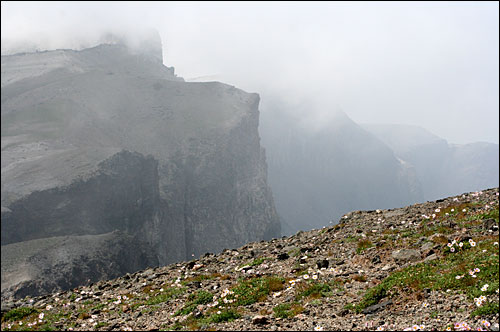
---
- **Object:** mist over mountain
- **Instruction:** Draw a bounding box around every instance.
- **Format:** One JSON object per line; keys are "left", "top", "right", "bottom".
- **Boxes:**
{"left": 260, "top": 100, "right": 498, "bottom": 236}
{"left": 1, "top": 37, "right": 279, "bottom": 300}
{"left": 364, "top": 124, "right": 499, "bottom": 201}
{"left": 259, "top": 100, "right": 423, "bottom": 235}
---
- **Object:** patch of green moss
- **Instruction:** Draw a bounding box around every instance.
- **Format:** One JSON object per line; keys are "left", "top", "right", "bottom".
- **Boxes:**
{"left": 175, "top": 290, "right": 214, "bottom": 316}
{"left": 2, "top": 307, "right": 39, "bottom": 322}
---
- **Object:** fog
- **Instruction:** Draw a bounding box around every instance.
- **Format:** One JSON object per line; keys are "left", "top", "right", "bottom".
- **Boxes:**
{"left": 2, "top": 1, "right": 498, "bottom": 144}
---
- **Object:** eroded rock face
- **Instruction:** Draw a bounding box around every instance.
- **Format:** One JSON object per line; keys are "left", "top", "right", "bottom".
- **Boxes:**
{"left": 1, "top": 43, "right": 280, "bottom": 299}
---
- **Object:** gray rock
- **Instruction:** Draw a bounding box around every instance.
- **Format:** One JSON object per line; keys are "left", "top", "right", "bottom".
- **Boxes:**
{"left": 424, "top": 254, "right": 438, "bottom": 262}
{"left": 362, "top": 300, "right": 393, "bottom": 314}
{"left": 392, "top": 249, "right": 421, "bottom": 263}
{"left": 381, "top": 264, "right": 393, "bottom": 271}
{"left": 420, "top": 242, "right": 435, "bottom": 252}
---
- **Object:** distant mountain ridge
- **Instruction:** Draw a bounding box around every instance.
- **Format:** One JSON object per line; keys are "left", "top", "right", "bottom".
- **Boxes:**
{"left": 363, "top": 123, "right": 499, "bottom": 201}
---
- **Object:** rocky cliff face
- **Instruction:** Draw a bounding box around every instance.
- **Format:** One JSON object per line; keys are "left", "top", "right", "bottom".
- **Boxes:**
{"left": 259, "top": 105, "right": 423, "bottom": 235}
{"left": 1, "top": 41, "right": 280, "bottom": 300}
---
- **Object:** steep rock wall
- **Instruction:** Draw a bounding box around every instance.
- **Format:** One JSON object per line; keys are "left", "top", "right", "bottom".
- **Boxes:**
{"left": 1, "top": 44, "right": 280, "bottom": 299}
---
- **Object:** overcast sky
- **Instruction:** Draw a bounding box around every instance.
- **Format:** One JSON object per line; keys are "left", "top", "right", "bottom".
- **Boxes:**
{"left": 2, "top": 1, "right": 498, "bottom": 144}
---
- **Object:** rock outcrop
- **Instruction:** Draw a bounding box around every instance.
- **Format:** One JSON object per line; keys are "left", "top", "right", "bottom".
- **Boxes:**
{"left": 1, "top": 41, "right": 280, "bottom": 300}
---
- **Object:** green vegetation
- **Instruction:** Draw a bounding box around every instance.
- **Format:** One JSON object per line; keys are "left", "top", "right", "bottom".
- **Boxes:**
{"left": 238, "top": 256, "right": 269, "bottom": 269}
{"left": 295, "top": 281, "right": 332, "bottom": 300}
{"left": 356, "top": 239, "right": 374, "bottom": 254}
{"left": 273, "top": 302, "right": 304, "bottom": 318}
{"left": 2, "top": 307, "right": 39, "bottom": 322}
{"left": 175, "top": 290, "right": 214, "bottom": 316}
{"left": 471, "top": 302, "right": 499, "bottom": 317}
{"left": 146, "top": 287, "right": 186, "bottom": 306}
{"left": 229, "top": 276, "right": 285, "bottom": 306}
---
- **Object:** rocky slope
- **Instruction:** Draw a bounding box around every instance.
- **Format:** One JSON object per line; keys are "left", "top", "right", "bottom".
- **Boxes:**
{"left": 1, "top": 39, "right": 280, "bottom": 300}
{"left": 2, "top": 188, "right": 498, "bottom": 331}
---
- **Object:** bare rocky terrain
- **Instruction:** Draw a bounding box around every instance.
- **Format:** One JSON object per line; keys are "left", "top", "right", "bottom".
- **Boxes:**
{"left": 2, "top": 188, "right": 498, "bottom": 331}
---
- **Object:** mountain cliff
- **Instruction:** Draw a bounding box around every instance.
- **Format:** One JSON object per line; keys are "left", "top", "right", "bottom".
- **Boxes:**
{"left": 1, "top": 40, "right": 280, "bottom": 300}
{"left": 259, "top": 103, "right": 423, "bottom": 235}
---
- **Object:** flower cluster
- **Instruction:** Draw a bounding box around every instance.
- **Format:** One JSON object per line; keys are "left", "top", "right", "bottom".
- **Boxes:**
{"left": 446, "top": 239, "right": 476, "bottom": 254}
{"left": 468, "top": 267, "right": 480, "bottom": 278}
{"left": 449, "top": 320, "right": 492, "bottom": 331}
{"left": 452, "top": 321, "right": 471, "bottom": 331}
{"left": 474, "top": 295, "right": 487, "bottom": 307}
{"left": 221, "top": 288, "right": 235, "bottom": 304}
{"left": 403, "top": 324, "right": 425, "bottom": 331}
